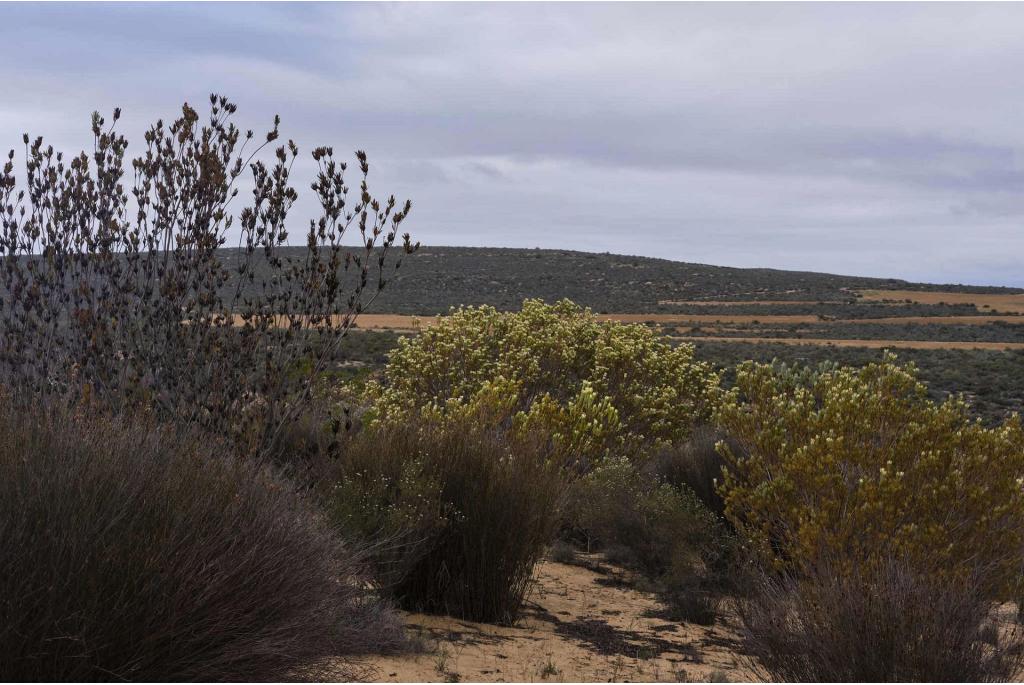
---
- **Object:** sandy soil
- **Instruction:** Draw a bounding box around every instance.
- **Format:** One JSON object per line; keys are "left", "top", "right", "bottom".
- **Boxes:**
{"left": 346, "top": 556, "right": 750, "bottom": 683}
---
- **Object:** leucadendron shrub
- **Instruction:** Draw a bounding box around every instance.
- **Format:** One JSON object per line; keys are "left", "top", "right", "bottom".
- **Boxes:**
{"left": 715, "top": 354, "right": 1024, "bottom": 593}
{"left": 364, "top": 299, "right": 720, "bottom": 467}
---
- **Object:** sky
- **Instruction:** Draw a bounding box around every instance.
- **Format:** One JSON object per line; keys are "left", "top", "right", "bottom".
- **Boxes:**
{"left": 1, "top": 2, "right": 1023, "bottom": 286}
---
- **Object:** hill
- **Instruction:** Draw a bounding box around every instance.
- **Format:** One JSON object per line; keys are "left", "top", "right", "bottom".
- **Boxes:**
{"left": 229, "top": 246, "right": 1021, "bottom": 316}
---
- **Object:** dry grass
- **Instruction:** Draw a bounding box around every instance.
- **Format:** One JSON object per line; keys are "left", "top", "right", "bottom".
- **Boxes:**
{"left": 325, "top": 415, "right": 567, "bottom": 625}
{"left": 226, "top": 313, "right": 439, "bottom": 332}
{"left": 739, "top": 557, "right": 1024, "bottom": 682}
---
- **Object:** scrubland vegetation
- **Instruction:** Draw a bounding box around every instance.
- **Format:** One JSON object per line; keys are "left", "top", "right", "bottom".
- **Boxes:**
{"left": 2, "top": 97, "right": 1024, "bottom": 682}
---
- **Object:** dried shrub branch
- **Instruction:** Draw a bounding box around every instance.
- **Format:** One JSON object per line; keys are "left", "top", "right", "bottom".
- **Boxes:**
{"left": 0, "top": 94, "right": 417, "bottom": 457}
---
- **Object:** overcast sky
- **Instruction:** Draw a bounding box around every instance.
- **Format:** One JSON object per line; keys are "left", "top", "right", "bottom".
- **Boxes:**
{"left": 2, "top": 2, "right": 1023, "bottom": 286}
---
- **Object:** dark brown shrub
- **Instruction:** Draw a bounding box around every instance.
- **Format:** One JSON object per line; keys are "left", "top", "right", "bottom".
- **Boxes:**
{"left": 738, "top": 554, "right": 1024, "bottom": 682}
{"left": 647, "top": 425, "right": 734, "bottom": 519}
{"left": 324, "top": 411, "right": 568, "bottom": 625}
{"left": 0, "top": 95, "right": 417, "bottom": 459}
{"left": 0, "top": 398, "right": 405, "bottom": 682}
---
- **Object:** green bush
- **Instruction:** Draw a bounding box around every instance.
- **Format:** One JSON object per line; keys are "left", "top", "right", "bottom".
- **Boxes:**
{"left": 571, "top": 456, "right": 733, "bottom": 624}
{"left": 324, "top": 406, "right": 567, "bottom": 625}
{"left": 715, "top": 355, "right": 1024, "bottom": 593}
{"left": 365, "top": 299, "right": 720, "bottom": 465}
{"left": 0, "top": 398, "right": 405, "bottom": 681}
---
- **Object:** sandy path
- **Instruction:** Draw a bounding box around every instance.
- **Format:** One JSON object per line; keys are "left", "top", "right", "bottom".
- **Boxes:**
{"left": 346, "top": 556, "right": 749, "bottom": 683}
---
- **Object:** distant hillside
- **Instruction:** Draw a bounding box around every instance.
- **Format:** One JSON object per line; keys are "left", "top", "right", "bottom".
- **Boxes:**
{"left": 251, "top": 246, "right": 1017, "bottom": 315}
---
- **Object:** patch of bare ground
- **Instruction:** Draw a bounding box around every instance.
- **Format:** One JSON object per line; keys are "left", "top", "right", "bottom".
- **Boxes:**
{"left": 672, "top": 335, "right": 1024, "bottom": 350}
{"left": 345, "top": 556, "right": 749, "bottom": 683}
{"left": 858, "top": 289, "right": 1024, "bottom": 313}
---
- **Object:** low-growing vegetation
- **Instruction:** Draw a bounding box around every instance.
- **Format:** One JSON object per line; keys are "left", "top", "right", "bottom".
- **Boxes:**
{"left": 0, "top": 96, "right": 418, "bottom": 681}
{"left": 739, "top": 555, "right": 1024, "bottom": 682}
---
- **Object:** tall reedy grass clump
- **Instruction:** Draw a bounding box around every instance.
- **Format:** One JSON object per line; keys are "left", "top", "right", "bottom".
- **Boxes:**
{"left": 325, "top": 404, "right": 568, "bottom": 625}
{"left": 0, "top": 396, "right": 406, "bottom": 682}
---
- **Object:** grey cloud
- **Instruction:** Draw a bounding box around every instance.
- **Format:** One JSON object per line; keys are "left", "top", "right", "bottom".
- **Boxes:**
{"left": 0, "top": 2, "right": 1022, "bottom": 285}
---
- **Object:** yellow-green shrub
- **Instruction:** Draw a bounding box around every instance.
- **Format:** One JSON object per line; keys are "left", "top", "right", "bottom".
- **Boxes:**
{"left": 714, "top": 355, "right": 1024, "bottom": 592}
{"left": 366, "top": 299, "right": 720, "bottom": 464}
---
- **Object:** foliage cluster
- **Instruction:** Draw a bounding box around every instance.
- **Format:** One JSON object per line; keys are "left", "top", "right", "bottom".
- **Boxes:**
{"left": 715, "top": 355, "right": 1024, "bottom": 592}
{"left": 365, "top": 299, "right": 720, "bottom": 466}
{"left": 716, "top": 355, "right": 1024, "bottom": 681}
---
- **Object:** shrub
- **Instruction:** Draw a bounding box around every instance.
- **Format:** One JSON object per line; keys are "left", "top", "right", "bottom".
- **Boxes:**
{"left": 323, "top": 424, "right": 450, "bottom": 592}
{"left": 647, "top": 425, "right": 730, "bottom": 519}
{"left": 572, "top": 456, "right": 733, "bottom": 624}
{"left": 324, "top": 406, "right": 567, "bottom": 625}
{"left": 0, "top": 95, "right": 417, "bottom": 458}
{"left": 715, "top": 355, "right": 1024, "bottom": 593}
{"left": 0, "top": 398, "right": 405, "bottom": 681}
{"left": 365, "top": 299, "right": 720, "bottom": 466}
{"left": 739, "top": 554, "right": 1024, "bottom": 682}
